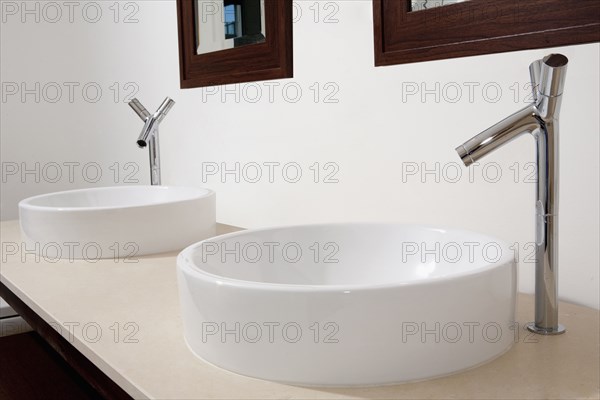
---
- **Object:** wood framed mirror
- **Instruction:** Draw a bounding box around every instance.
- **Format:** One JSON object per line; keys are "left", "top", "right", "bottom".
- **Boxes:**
{"left": 177, "top": 0, "right": 293, "bottom": 88}
{"left": 373, "top": 0, "right": 600, "bottom": 66}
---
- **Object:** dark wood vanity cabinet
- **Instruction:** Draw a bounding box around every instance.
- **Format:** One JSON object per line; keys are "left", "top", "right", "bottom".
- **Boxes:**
{"left": 373, "top": 0, "right": 600, "bottom": 66}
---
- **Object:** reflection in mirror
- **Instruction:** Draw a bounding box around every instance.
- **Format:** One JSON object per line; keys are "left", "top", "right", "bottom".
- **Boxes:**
{"left": 410, "top": 0, "right": 468, "bottom": 12}
{"left": 196, "top": 0, "right": 266, "bottom": 55}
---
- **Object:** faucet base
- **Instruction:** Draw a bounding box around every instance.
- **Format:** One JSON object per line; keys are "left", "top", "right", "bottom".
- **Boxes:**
{"left": 526, "top": 322, "right": 566, "bottom": 335}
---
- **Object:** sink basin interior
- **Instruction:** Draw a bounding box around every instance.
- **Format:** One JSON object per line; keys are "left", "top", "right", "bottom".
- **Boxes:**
{"left": 183, "top": 224, "right": 511, "bottom": 286}
{"left": 21, "top": 186, "right": 211, "bottom": 209}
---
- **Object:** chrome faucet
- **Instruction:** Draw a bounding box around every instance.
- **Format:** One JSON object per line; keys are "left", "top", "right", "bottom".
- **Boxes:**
{"left": 128, "top": 97, "right": 176, "bottom": 185}
{"left": 455, "top": 54, "right": 568, "bottom": 335}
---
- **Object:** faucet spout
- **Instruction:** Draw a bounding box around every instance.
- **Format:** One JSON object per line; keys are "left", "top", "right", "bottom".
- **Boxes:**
{"left": 455, "top": 54, "right": 568, "bottom": 335}
{"left": 456, "top": 105, "right": 540, "bottom": 166}
{"left": 137, "top": 117, "right": 157, "bottom": 148}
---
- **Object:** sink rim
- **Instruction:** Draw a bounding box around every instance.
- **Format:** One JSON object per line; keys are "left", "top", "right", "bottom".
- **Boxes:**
{"left": 178, "top": 222, "right": 515, "bottom": 292}
{"left": 19, "top": 185, "right": 215, "bottom": 213}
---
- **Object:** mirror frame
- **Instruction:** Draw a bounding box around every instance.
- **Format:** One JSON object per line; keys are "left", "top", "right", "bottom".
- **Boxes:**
{"left": 373, "top": 0, "right": 600, "bottom": 66}
{"left": 177, "top": 0, "right": 293, "bottom": 88}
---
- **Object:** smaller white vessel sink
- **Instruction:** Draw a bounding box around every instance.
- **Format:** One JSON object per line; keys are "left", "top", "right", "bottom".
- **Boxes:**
{"left": 19, "top": 186, "right": 215, "bottom": 259}
{"left": 178, "top": 223, "right": 516, "bottom": 386}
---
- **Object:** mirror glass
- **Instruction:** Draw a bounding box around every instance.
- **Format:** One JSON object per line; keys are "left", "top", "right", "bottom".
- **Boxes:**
{"left": 410, "top": 0, "right": 468, "bottom": 12}
{"left": 196, "top": 0, "right": 266, "bottom": 55}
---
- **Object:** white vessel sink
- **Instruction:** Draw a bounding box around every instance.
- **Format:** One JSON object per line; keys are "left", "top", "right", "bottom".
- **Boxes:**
{"left": 177, "top": 223, "right": 516, "bottom": 386}
{"left": 19, "top": 186, "right": 215, "bottom": 259}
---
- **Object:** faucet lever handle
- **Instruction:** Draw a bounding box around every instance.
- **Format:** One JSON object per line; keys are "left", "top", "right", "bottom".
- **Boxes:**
{"left": 129, "top": 98, "right": 151, "bottom": 121}
{"left": 529, "top": 60, "right": 542, "bottom": 102}
{"left": 529, "top": 54, "right": 569, "bottom": 100}
{"left": 155, "top": 97, "right": 175, "bottom": 123}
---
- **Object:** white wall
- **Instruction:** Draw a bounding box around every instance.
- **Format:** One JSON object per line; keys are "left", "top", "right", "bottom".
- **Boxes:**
{"left": 1, "top": 1, "right": 598, "bottom": 309}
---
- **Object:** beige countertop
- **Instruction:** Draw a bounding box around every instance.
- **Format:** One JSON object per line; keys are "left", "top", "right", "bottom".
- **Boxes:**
{"left": 1, "top": 220, "right": 598, "bottom": 399}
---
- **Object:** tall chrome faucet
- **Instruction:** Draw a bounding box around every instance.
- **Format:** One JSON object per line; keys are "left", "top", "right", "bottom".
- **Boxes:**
{"left": 128, "top": 97, "right": 176, "bottom": 185}
{"left": 455, "top": 54, "right": 568, "bottom": 335}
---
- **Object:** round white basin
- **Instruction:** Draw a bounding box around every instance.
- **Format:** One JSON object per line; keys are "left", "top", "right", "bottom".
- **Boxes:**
{"left": 19, "top": 186, "right": 216, "bottom": 259}
{"left": 177, "top": 223, "right": 516, "bottom": 386}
